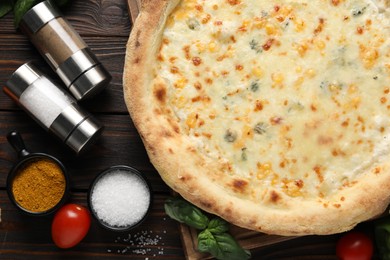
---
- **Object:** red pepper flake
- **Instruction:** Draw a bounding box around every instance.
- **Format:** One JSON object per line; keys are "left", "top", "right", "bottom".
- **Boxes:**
{"left": 192, "top": 57, "right": 202, "bottom": 66}
{"left": 274, "top": 5, "right": 280, "bottom": 12}
{"left": 356, "top": 26, "right": 364, "bottom": 34}
{"left": 214, "top": 20, "right": 223, "bottom": 26}
{"left": 262, "top": 38, "right": 275, "bottom": 51}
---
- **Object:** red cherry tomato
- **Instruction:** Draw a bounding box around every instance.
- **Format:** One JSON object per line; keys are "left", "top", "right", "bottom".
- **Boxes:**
{"left": 336, "top": 231, "right": 373, "bottom": 260}
{"left": 51, "top": 203, "right": 91, "bottom": 248}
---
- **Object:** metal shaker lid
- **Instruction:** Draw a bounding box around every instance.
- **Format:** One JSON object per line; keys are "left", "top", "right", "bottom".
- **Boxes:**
{"left": 20, "top": 1, "right": 60, "bottom": 34}
{"left": 56, "top": 48, "right": 111, "bottom": 100}
{"left": 69, "top": 63, "right": 112, "bottom": 101}
{"left": 50, "top": 104, "right": 104, "bottom": 154}
{"left": 6, "top": 62, "right": 41, "bottom": 98}
{"left": 65, "top": 116, "right": 104, "bottom": 154}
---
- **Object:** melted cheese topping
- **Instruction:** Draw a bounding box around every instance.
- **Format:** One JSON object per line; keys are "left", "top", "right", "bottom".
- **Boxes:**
{"left": 156, "top": 0, "right": 390, "bottom": 201}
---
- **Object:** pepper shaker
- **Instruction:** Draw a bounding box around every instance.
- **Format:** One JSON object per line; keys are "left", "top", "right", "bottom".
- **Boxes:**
{"left": 19, "top": 0, "right": 111, "bottom": 100}
{"left": 4, "top": 62, "right": 104, "bottom": 154}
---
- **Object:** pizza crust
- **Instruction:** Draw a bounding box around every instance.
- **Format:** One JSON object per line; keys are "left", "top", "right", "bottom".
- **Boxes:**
{"left": 124, "top": 0, "right": 390, "bottom": 235}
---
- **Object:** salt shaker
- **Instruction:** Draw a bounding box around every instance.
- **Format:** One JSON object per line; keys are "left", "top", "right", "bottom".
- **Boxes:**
{"left": 4, "top": 62, "right": 104, "bottom": 154}
{"left": 19, "top": 0, "right": 111, "bottom": 100}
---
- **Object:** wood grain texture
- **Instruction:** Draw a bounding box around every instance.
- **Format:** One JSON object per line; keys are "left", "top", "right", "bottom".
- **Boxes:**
{"left": 0, "top": 191, "right": 185, "bottom": 260}
{"left": 0, "top": 0, "right": 382, "bottom": 259}
{"left": 0, "top": 0, "right": 131, "bottom": 36}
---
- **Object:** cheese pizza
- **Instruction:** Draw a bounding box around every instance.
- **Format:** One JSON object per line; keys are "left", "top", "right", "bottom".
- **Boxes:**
{"left": 123, "top": 0, "right": 390, "bottom": 235}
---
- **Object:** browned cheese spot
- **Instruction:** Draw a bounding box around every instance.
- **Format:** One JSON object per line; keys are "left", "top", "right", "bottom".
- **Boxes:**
{"left": 179, "top": 174, "right": 192, "bottom": 182}
{"left": 270, "top": 190, "right": 281, "bottom": 203}
{"left": 162, "top": 129, "right": 173, "bottom": 138}
{"left": 313, "top": 165, "right": 324, "bottom": 183}
{"left": 333, "top": 203, "right": 341, "bottom": 208}
{"left": 167, "top": 118, "right": 180, "bottom": 134}
{"left": 153, "top": 83, "right": 167, "bottom": 104}
{"left": 318, "top": 135, "right": 334, "bottom": 145}
{"left": 231, "top": 179, "right": 249, "bottom": 194}
{"left": 199, "top": 200, "right": 213, "bottom": 209}
{"left": 154, "top": 108, "right": 162, "bottom": 115}
{"left": 135, "top": 30, "right": 141, "bottom": 47}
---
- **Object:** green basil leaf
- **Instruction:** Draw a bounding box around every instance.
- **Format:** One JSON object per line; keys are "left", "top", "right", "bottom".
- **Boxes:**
{"left": 0, "top": 0, "right": 14, "bottom": 18}
{"left": 164, "top": 197, "right": 209, "bottom": 230}
{"left": 198, "top": 230, "right": 251, "bottom": 260}
{"left": 13, "top": 0, "right": 40, "bottom": 27}
{"left": 198, "top": 229, "right": 221, "bottom": 256}
{"left": 375, "top": 217, "right": 390, "bottom": 260}
{"left": 207, "top": 218, "right": 229, "bottom": 234}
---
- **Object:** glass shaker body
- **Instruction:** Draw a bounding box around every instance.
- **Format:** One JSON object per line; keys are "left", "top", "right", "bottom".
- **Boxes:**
{"left": 20, "top": 1, "right": 111, "bottom": 100}
{"left": 4, "top": 62, "right": 104, "bottom": 154}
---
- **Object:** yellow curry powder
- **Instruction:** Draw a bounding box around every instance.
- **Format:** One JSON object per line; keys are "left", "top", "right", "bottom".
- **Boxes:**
{"left": 12, "top": 158, "right": 66, "bottom": 212}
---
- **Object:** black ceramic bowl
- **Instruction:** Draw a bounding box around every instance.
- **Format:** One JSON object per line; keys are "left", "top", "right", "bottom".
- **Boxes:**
{"left": 6, "top": 131, "right": 70, "bottom": 216}
{"left": 88, "top": 165, "right": 153, "bottom": 232}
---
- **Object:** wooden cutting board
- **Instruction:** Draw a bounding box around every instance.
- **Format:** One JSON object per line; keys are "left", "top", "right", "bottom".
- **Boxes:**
{"left": 126, "top": 1, "right": 297, "bottom": 259}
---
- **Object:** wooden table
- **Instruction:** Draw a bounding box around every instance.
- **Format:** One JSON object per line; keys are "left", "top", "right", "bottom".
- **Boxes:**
{"left": 0, "top": 1, "right": 380, "bottom": 259}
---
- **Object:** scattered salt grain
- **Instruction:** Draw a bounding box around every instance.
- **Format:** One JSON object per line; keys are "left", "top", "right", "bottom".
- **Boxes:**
{"left": 107, "top": 229, "right": 166, "bottom": 257}
{"left": 91, "top": 169, "right": 151, "bottom": 228}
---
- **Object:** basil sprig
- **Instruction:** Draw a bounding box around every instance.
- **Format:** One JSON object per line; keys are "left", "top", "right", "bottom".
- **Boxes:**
{"left": 164, "top": 197, "right": 251, "bottom": 260}
{"left": 0, "top": 0, "right": 71, "bottom": 27}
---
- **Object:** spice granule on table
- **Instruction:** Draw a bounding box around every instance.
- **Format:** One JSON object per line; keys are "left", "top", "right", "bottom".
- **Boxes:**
{"left": 12, "top": 158, "right": 66, "bottom": 212}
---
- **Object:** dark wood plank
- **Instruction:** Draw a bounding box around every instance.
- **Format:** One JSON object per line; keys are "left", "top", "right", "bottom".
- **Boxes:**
{"left": 0, "top": 0, "right": 384, "bottom": 259}
{"left": 0, "top": 0, "right": 132, "bottom": 36}
{"left": 0, "top": 112, "right": 171, "bottom": 193}
{"left": 0, "top": 34, "right": 129, "bottom": 113}
{"left": 0, "top": 191, "right": 185, "bottom": 260}
{"left": 0, "top": 188, "right": 380, "bottom": 259}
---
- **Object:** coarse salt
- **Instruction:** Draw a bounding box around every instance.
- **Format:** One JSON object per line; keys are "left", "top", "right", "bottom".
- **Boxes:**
{"left": 20, "top": 78, "right": 74, "bottom": 128}
{"left": 91, "top": 169, "right": 151, "bottom": 227}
